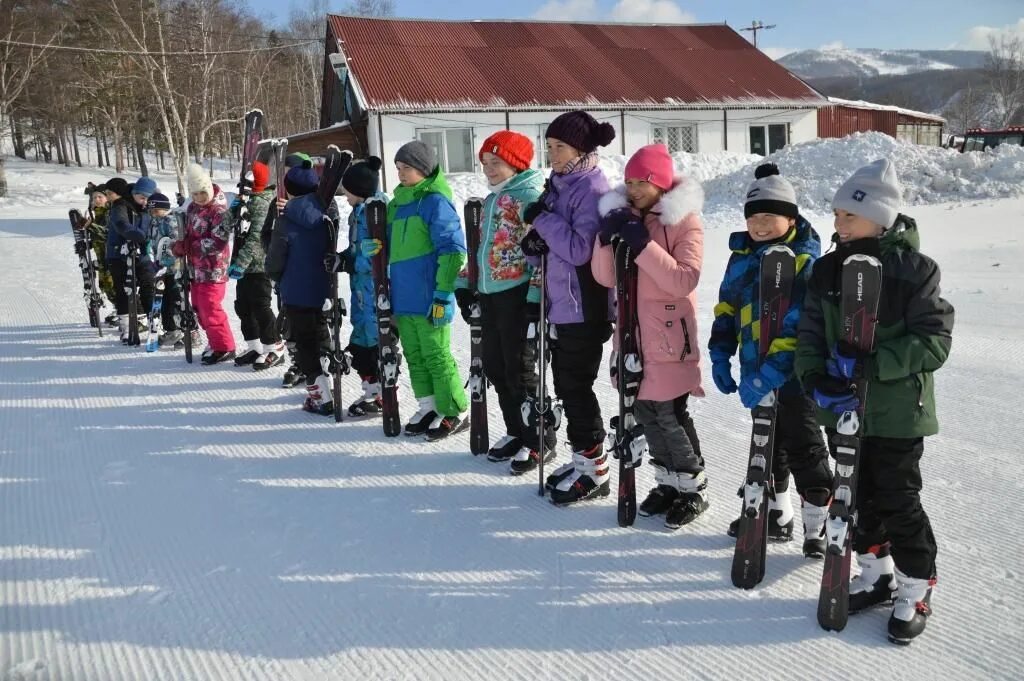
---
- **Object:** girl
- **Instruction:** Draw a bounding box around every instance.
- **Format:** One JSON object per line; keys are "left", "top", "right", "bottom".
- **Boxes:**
{"left": 592, "top": 143, "right": 709, "bottom": 529}
{"left": 520, "top": 110, "right": 615, "bottom": 506}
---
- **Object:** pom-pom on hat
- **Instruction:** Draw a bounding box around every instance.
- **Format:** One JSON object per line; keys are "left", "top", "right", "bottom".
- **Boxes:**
{"left": 341, "top": 156, "right": 383, "bottom": 199}
{"left": 284, "top": 160, "right": 319, "bottom": 197}
{"left": 744, "top": 163, "right": 799, "bottom": 220}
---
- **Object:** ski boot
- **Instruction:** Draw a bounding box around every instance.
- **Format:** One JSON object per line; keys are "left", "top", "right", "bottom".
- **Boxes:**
{"left": 549, "top": 444, "right": 610, "bottom": 506}
{"left": 486, "top": 435, "right": 520, "bottom": 463}
{"left": 118, "top": 315, "right": 130, "bottom": 344}
{"left": 850, "top": 543, "right": 899, "bottom": 613}
{"left": 105, "top": 312, "right": 119, "bottom": 327}
{"left": 348, "top": 381, "right": 384, "bottom": 416}
{"left": 509, "top": 444, "right": 556, "bottom": 476}
{"left": 426, "top": 413, "right": 469, "bottom": 442}
{"left": 201, "top": 349, "right": 236, "bottom": 365}
{"left": 405, "top": 396, "right": 438, "bottom": 437}
{"left": 282, "top": 362, "right": 305, "bottom": 388}
{"left": 234, "top": 339, "right": 262, "bottom": 366}
{"left": 638, "top": 464, "right": 680, "bottom": 517}
{"left": 664, "top": 470, "right": 709, "bottom": 530}
{"left": 800, "top": 487, "right": 831, "bottom": 559}
{"left": 727, "top": 488, "right": 795, "bottom": 540}
{"left": 254, "top": 342, "right": 286, "bottom": 371}
{"left": 302, "top": 375, "right": 335, "bottom": 416}
{"left": 159, "top": 329, "right": 184, "bottom": 347}
{"left": 888, "top": 570, "right": 935, "bottom": 645}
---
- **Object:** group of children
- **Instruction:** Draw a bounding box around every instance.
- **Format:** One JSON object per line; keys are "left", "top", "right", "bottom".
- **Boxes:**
{"left": 75, "top": 109, "right": 952, "bottom": 644}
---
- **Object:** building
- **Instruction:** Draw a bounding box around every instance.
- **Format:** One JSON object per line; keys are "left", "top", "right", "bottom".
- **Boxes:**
{"left": 817, "top": 97, "right": 946, "bottom": 146}
{"left": 294, "top": 15, "right": 826, "bottom": 191}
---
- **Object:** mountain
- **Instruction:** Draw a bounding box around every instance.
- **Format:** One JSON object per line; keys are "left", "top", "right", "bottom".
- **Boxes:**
{"left": 778, "top": 48, "right": 987, "bottom": 80}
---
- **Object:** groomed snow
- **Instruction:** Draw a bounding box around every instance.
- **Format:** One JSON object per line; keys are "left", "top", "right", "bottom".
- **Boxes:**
{"left": 1, "top": 145, "right": 1022, "bottom": 680}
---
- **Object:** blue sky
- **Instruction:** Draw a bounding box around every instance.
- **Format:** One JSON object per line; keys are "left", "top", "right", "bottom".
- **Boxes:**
{"left": 257, "top": 0, "right": 1023, "bottom": 56}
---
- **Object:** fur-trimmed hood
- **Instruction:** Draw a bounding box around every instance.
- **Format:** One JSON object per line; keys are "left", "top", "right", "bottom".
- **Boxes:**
{"left": 598, "top": 176, "right": 704, "bottom": 228}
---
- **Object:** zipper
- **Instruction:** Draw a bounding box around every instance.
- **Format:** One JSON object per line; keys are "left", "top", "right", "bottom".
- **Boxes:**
{"left": 913, "top": 374, "right": 925, "bottom": 409}
{"left": 680, "top": 317, "right": 692, "bottom": 360}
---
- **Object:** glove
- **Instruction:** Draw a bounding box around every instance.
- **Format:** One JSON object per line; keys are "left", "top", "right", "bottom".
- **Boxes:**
{"left": 229, "top": 196, "right": 242, "bottom": 211}
{"left": 227, "top": 264, "right": 246, "bottom": 280}
{"left": 160, "top": 253, "right": 176, "bottom": 268}
{"left": 525, "top": 302, "right": 541, "bottom": 324}
{"left": 829, "top": 340, "right": 867, "bottom": 380}
{"left": 324, "top": 252, "right": 342, "bottom": 273}
{"left": 619, "top": 218, "right": 651, "bottom": 254}
{"left": 810, "top": 375, "right": 860, "bottom": 414}
{"left": 523, "top": 201, "right": 547, "bottom": 226}
{"left": 360, "top": 238, "right": 382, "bottom": 258}
{"left": 599, "top": 208, "right": 634, "bottom": 246}
{"left": 711, "top": 360, "right": 738, "bottom": 395}
{"left": 739, "top": 374, "right": 773, "bottom": 409}
{"left": 429, "top": 290, "right": 455, "bottom": 328}
{"left": 74, "top": 240, "right": 88, "bottom": 257}
{"left": 454, "top": 288, "right": 477, "bottom": 324}
{"left": 520, "top": 229, "right": 549, "bottom": 256}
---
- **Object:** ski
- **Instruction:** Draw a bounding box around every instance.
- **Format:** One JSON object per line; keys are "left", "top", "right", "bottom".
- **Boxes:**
{"left": 321, "top": 146, "right": 354, "bottom": 422}
{"left": 174, "top": 212, "right": 197, "bottom": 364}
{"left": 731, "top": 244, "right": 796, "bottom": 589}
{"left": 817, "top": 253, "right": 883, "bottom": 631}
{"left": 68, "top": 209, "right": 103, "bottom": 335}
{"left": 366, "top": 197, "right": 402, "bottom": 437}
{"left": 123, "top": 242, "right": 141, "bottom": 347}
{"left": 269, "top": 139, "right": 290, "bottom": 381}
{"left": 610, "top": 239, "right": 645, "bottom": 527}
{"left": 463, "top": 198, "right": 489, "bottom": 454}
{"left": 230, "top": 109, "right": 265, "bottom": 260}
{"left": 532, "top": 256, "right": 563, "bottom": 496}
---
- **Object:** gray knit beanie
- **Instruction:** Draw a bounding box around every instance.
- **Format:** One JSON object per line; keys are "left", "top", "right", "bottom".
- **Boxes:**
{"left": 832, "top": 159, "right": 902, "bottom": 229}
{"left": 744, "top": 163, "right": 798, "bottom": 219}
{"left": 395, "top": 141, "right": 437, "bottom": 178}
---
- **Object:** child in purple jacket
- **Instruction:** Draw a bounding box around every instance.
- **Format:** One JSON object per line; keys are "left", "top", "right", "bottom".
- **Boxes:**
{"left": 520, "top": 110, "right": 615, "bottom": 506}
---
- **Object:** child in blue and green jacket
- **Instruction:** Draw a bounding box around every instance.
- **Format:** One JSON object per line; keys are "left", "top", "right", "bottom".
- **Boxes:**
{"left": 708, "top": 163, "right": 833, "bottom": 558}
{"left": 455, "top": 131, "right": 551, "bottom": 472}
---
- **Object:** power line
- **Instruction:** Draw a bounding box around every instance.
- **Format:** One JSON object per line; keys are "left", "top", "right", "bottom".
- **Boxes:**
{"left": 0, "top": 38, "right": 320, "bottom": 56}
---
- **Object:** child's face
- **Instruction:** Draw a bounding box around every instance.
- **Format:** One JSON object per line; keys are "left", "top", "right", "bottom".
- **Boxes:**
{"left": 104, "top": 190, "right": 118, "bottom": 203}
{"left": 92, "top": 193, "right": 107, "bottom": 208}
{"left": 481, "top": 152, "right": 516, "bottom": 185}
{"left": 546, "top": 138, "right": 581, "bottom": 173}
{"left": 625, "top": 179, "right": 662, "bottom": 211}
{"left": 132, "top": 193, "right": 148, "bottom": 207}
{"left": 833, "top": 209, "right": 883, "bottom": 243}
{"left": 191, "top": 191, "right": 210, "bottom": 206}
{"left": 150, "top": 208, "right": 169, "bottom": 218}
{"left": 396, "top": 161, "right": 425, "bottom": 187}
{"left": 343, "top": 188, "right": 362, "bottom": 207}
{"left": 746, "top": 213, "right": 794, "bottom": 242}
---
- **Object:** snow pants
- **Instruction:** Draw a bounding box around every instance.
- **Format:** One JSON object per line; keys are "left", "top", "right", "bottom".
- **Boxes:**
{"left": 827, "top": 432, "right": 937, "bottom": 580}
{"left": 191, "top": 281, "right": 235, "bottom": 353}
{"left": 479, "top": 283, "right": 538, "bottom": 440}
{"left": 772, "top": 386, "right": 834, "bottom": 495}
{"left": 394, "top": 315, "right": 467, "bottom": 418}
{"left": 109, "top": 257, "right": 154, "bottom": 316}
{"left": 551, "top": 321, "right": 613, "bottom": 451}
{"left": 348, "top": 343, "right": 380, "bottom": 384}
{"left": 234, "top": 273, "right": 279, "bottom": 345}
{"left": 284, "top": 305, "right": 329, "bottom": 384}
{"left": 159, "top": 271, "right": 181, "bottom": 332}
{"left": 635, "top": 394, "right": 704, "bottom": 474}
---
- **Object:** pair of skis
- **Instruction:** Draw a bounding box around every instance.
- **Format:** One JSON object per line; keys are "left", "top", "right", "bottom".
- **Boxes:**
{"left": 320, "top": 146, "right": 353, "bottom": 423}
{"left": 68, "top": 209, "right": 103, "bottom": 335}
{"left": 463, "top": 199, "right": 489, "bottom": 455}
{"left": 365, "top": 197, "right": 403, "bottom": 436}
{"left": 174, "top": 211, "right": 197, "bottom": 364}
{"left": 230, "top": 109, "right": 265, "bottom": 261}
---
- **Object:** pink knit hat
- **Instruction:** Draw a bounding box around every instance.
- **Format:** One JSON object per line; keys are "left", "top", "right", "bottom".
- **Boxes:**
{"left": 624, "top": 144, "right": 674, "bottom": 191}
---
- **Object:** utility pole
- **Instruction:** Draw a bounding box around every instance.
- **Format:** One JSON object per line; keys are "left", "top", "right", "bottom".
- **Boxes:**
{"left": 739, "top": 20, "right": 777, "bottom": 48}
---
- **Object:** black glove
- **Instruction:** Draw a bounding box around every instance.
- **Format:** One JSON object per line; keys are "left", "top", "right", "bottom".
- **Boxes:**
{"left": 454, "top": 288, "right": 477, "bottom": 324}
{"left": 599, "top": 207, "right": 636, "bottom": 246}
{"left": 520, "top": 229, "right": 549, "bottom": 256}
{"left": 523, "top": 201, "right": 547, "bottom": 226}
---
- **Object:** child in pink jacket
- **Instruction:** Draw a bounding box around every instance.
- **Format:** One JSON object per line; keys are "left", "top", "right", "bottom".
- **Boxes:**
{"left": 592, "top": 144, "right": 707, "bottom": 530}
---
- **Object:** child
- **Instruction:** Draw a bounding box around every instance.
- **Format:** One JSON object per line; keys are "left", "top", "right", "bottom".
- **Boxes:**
{"left": 105, "top": 176, "right": 156, "bottom": 343}
{"left": 454, "top": 131, "right": 552, "bottom": 470}
{"left": 325, "top": 156, "right": 390, "bottom": 416}
{"left": 382, "top": 141, "right": 468, "bottom": 440}
{"left": 143, "top": 192, "right": 185, "bottom": 348}
{"left": 592, "top": 143, "right": 708, "bottom": 529}
{"left": 266, "top": 160, "right": 335, "bottom": 414}
{"left": 796, "top": 159, "right": 953, "bottom": 644}
{"left": 708, "top": 164, "right": 833, "bottom": 554}
{"left": 87, "top": 187, "right": 117, "bottom": 323}
{"left": 227, "top": 160, "right": 285, "bottom": 370}
{"left": 172, "top": 163, "right": 235, "bottom": 365}
{"left": 520, "top": 110, "right": 615, "bottom": 505}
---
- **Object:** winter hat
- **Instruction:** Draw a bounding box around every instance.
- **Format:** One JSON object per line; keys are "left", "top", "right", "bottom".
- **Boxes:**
{"left": 478, "top": 131, "right": 534, "bottom": 172}
{"left": 545, "top": 111, "right": 616, "bottom": 154}
{"left": 146, "top": 193, "right": 171, "bottom": 211}
{"left": 284, "top": 160, "right": 319, "bottom": 196}
{"left": 104, "top": 177, "right": 130, "bottom": 198}
{"left": 624, "top": 143, "right": 674, "bottom": 191}
{"left": 342, "top": 156, "right": 383, "bottom": 199}
{"left": 744, "top": 163, "right": 798, "bottom": 220}
{"left": 186, "top": 163, "right": 214, "bottom": 197}
{"left": 132, "top": 176, "right": 157, "bottom": 199}
{"left": 251, "top": 161, "right": 270, "bottom": 193}
{"left": 832, "top": 159, "right": 902, "bottom": 229}
{"left": 394, "top": 141, "right": 437, "bottom": 178}
{"left": 285, "top": 152, "right": 312, "bottom": 168}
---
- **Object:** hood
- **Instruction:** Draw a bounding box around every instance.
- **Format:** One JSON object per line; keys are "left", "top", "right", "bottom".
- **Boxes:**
{"left": 394, "top": 167, "right": 453, "bottom": 205}
{"left": 598, "top": 176, "right": 704, "bottom": 227}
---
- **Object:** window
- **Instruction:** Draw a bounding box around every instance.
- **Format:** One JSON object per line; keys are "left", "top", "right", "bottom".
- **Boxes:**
{"left": 535, "top": 126, "right": 551, "bottom": 168}
{"left": 749, "top": 124, "right": 788, "bottom": 156}
{"left": 651, "top": 125, "right": 696, "bottom": 153}
{"left": 417, "top": 128, "right": 474, "bottom": 173}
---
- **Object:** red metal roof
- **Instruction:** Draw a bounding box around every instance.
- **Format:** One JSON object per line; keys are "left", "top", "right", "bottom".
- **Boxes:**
{"left": 327, "top": 16, "right": 824, "bottom": 112}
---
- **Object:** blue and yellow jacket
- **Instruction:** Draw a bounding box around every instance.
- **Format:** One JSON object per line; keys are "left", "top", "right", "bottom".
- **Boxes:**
{"left": 341, "top": 192, "right": 388, "bottom": 347}
{"left": 708, "top": 217, "right": 820, "bottom": 393}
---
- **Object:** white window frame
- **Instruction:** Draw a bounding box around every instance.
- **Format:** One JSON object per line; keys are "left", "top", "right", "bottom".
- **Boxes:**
{"left": 650, "top": 124, "right": 697, "bottom": 153}
{"left": 416, "top": 127, "right": 476, "bottom": 173}
{"left": 748, "top": 123, "right": 789, "bottom": 156}
{"left": 534, "top": 125, "right": 551, "bottom": 169}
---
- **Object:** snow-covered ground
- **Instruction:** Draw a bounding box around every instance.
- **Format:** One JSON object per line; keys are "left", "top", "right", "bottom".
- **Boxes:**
{"left": 1, "top": 147, "right": 1022, "bottom": 680}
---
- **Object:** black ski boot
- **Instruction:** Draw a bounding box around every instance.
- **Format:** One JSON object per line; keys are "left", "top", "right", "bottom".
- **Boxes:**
{"left": 664, "top": 471, "right": 709, "bottom": 530}
{"left": 425, "top": 414, "right": 469, "bottom": 442}
{"left": 404, "top": 396, "right": 438, "bottom": 437}
{"left": 201, "top": 350, "right": 237, "bottom": 366}
{"left": 638, "top": 485, "right": 678, "bottom": 517}
{"left": 850, "top": 543, "right": 899, "bottom": 613}
{"left": 887, "top": 571, "right": 934, "bottom": 645}
{"left": 486, "top": 435, "right": 520, "bottom": 462}
{"left": 800, "top": 487, "right": 831, "bottom": 559}
{"left": 282, "top": 363, "right": 305, "bottom": 388}
{"left": 509, "top": 444, "right": 556, "bottom": 476}
{"left": 549, "top": 444, "right": 610, "bottom": 506}
{"left": 235, "top": 341, "right": 262, "bottom": 366}
{"left": 254, "top": 343, "right": 286, "bottom": 371}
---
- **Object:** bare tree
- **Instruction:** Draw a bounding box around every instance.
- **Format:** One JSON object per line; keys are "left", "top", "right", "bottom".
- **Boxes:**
{"left": 944, "top": 85, "right": 988, "bottom": 134}
{"left": 345, "top": 0, "right": 395, "bottom": 15}
{"left": 985, "top": 34, "right": 1024, "bottom": 127}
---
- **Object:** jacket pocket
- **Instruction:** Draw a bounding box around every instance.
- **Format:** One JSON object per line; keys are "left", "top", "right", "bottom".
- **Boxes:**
{"left": 640, "top": 303, "right": 688, "bottom": 363}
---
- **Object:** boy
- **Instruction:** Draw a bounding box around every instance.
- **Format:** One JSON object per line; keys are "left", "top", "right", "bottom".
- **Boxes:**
{"left": 709, "top": 163, "right": 833, "bottom": 555}
{"left": 144, "top": 192, "right": 185, "bottom": 348}
{"left": 796, "top": 159, "right": 954, "bottom": 644}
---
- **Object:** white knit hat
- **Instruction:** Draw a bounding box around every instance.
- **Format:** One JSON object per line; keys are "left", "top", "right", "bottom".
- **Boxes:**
{"left": 832, "top": 159, "right": 902, "bottom": 229}
{"left": 186, "top": 163, "right": 213, "bottom": 197}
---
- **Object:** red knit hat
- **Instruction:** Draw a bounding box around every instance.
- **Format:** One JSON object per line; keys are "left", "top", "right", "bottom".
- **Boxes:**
{"left": 478, "top": 131, "right": 534, "bottom": 171}
{"left": 251, "top": 161, "right": 270, "bottom": 193}
{"left": 624, "top": 144, "right": 674, "bottom": 191}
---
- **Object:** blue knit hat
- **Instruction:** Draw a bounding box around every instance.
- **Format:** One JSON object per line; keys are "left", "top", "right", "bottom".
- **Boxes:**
{"left": 133, "top": 176, "right": 157, "bottom": 198}
{"left": 284, "top": 161, "right": 319, "bottom": 196}
{"left": 146, "top": 192, "right": 171, "bottom": 211}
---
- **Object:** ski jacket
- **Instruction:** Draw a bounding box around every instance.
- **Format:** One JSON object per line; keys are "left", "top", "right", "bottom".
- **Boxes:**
{"left": 455, "top": 169, "right": 544, "bottom": 304}
{"left": 266, "top": 193, "right": 331, "bottom": 309}
{"left": 173, "top": 186, "right": 230, "bottom": 284}
{"left": 795, "top": 217, "right": 954, "bottom": 437}
{"left": 141, "top": 213, "right": 180, "bottom": 271}
{"left": 105, "top": 196, "right": 147, "bottom": 262}
{"left": 386, "top": 168, "right": 467, "bottom": 317}
{"left": 592, "top": 179, "right": 705, "bottom": 402}
{"left": 526, "top": 166, "right": 612, "bottom": 325}
{"left": 342, "top": 192, "right": 389, "bottom": 348}
{"left": 226, "top": 187, "right": 274, "bottom": 274}
{"left": 708, "top": 217, "right": 821, "bottom": 396}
